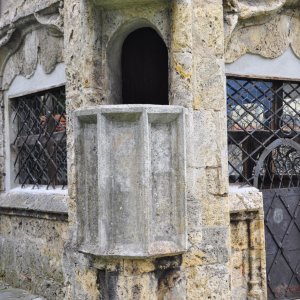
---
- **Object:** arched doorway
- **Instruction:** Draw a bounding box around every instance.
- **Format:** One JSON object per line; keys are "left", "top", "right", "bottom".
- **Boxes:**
{"left": 121, "top": 27, "right": 168, "bottom": 105}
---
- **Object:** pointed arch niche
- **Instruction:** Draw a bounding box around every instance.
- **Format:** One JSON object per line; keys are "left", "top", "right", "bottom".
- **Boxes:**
{"left": 107, "top": 21, "right": 169, "bottom": 105}
{"left": 122, "top": 27, "right": 168, "bottom": 105}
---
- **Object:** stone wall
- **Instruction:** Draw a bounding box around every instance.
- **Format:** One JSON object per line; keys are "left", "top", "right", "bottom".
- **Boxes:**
{"left": 0, "top": 214, "right": 67, "bottom": 299}
{"left": 0, "top": 1, "right": 67, "bottom": 299}
{"left": 0, "top": 192, "right": 68, "bottom": 299}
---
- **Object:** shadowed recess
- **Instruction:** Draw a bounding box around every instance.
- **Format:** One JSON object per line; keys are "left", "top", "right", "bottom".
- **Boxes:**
{"left": 122, "top": 27, "right": 168, "bottom": 105}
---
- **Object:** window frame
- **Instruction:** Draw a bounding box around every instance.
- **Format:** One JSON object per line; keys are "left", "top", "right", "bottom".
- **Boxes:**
{"left": 9, "top": 86, "right": 67, "bottom": 190}
{"left": 226, "top": 76, "right": 300, "bottom": 189}
{"left": 3, "top": 63, "right": 67, "bottom": 192}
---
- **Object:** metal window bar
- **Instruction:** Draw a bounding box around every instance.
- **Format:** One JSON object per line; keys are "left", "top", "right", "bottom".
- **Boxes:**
{"left": 227, "top": 78, "right": 300, "bottom": 190}
{"left": 11, "top": 86, "right": 67, "bottom": 189}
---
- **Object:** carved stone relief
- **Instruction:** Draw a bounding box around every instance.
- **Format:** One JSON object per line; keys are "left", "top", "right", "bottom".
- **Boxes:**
{"left": 224, "top": 0, "right": 300, "bottom": 63}
{"left": 2, "top": 26, "right": 63, "bottom": 90}
{"left": 0, "top": 1, "right": 64, "bottom": 90}
{"left": 0, "top": 24, "right": 16, "bottom": 49}
{"left": 34, "top": 1, "right": 64, "bottom": 37}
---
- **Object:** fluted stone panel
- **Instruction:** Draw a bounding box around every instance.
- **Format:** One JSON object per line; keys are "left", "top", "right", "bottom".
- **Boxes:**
{"left": 74, "top": 105, "right": 187, "bottom": 258}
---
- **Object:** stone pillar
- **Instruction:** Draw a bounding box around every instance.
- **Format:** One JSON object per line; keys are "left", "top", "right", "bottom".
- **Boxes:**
{"left": 181, "top": 0, "right": 231, "bottom": 298}
{"left": 63, "top": 1, "right": 103, "bottom": 299}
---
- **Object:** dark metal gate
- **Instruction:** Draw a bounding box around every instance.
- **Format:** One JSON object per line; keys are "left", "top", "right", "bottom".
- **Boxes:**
{"left": 263, "top": 188, "right": 300, "bottom": 299}
{"left": 227, "top": 78, "right": 300, "bottom": 299}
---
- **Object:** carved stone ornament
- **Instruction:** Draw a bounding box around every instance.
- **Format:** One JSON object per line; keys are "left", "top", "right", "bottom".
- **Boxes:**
{"left": 224, "top": 0, "right": 300, "bottom": 62}
{"left": 34, "top": 1, "right": 64, "bottom": 37}
{"left": 0, "top": 24, "right": 16, "bottom": 48}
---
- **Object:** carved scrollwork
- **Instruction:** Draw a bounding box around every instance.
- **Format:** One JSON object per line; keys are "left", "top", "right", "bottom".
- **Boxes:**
{"left": 34, "top": 11, "right": 63, "bottom": 37}
{"left": 224, "top": 0, "right": 300, "bottom": 62}
{"left": 0, "top": 24, "right": 16, "bottom": 48}
{"left": 226, "top": 0, "right": 287, "bottom": 20}
{"left": 224, "top": 0, "right": 288, "bottom": 43}
{"left": 34, "top": 1, "right": 64, "bottom": 37}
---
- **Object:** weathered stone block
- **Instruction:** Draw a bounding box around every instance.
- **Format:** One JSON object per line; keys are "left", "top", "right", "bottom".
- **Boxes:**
{"left": 186, "top": 264, "right": 230, "bottom": 300}
{"left": 74, "top": 105, "right": 187, "bottom": 258}
{"left": 230, "top": 220, "right": 249, "bottom": 251}
{"left": 250, "top": 219, "right": 265, "bottom": 250}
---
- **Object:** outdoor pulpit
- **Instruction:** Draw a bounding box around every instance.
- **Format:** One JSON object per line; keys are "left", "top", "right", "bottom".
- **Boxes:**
{"left": 74, "top": 105, "right": 187, "bottom": 258}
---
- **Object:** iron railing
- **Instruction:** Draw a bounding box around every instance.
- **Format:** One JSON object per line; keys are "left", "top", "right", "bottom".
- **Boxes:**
{"left": 11, "top": 86, "right": 67, "bottom": 189}
{"left": 227, "top": 78, "right": 300, "bottom": 189}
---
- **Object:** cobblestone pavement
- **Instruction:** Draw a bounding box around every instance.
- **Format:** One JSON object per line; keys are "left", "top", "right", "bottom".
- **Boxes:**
{"left": 0, "top": 283, "right": 45, "bottom": 300}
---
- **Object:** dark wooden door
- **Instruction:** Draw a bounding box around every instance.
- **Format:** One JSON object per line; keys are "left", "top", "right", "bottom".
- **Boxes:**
{"left": 122, "top": 27, "right": 168, "bottom": 105}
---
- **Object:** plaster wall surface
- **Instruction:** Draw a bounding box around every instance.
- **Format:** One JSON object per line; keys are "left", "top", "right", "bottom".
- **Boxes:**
{"left": 226, "top": 47, "right": 300, "bottom": 80}
{"left": 6, "top": 63, "right": 66, "bottom": 98}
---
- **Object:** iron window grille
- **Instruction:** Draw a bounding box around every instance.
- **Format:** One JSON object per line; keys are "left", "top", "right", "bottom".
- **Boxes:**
{"left": 227, "top": 77, "right": 300, "bottom": 190}
{"left": 11, "top": 86, "right": 67, "bottom": 189}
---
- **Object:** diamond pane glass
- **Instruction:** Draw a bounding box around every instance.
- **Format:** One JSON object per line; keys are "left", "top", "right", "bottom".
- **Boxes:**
{"left": 227, "top": 78, "right": 300, "bottom": 189}
{"left": 11, "top": 86, "right": 67, "bottom": 189}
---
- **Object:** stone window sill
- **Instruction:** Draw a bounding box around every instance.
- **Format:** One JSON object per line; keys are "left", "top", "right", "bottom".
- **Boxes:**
{"left": 229, "top": 184, "right": 260, "bottom": 195}
{"left": 0, "top": 188, "right": 68, "bottom": 221}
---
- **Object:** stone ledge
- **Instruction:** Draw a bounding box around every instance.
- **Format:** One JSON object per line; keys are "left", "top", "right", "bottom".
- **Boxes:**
{"left": 0, "top": 190, "right": 68, "bottom": 221}
{"left": 229, "top": 184, "right": 263, "bottom": 215}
